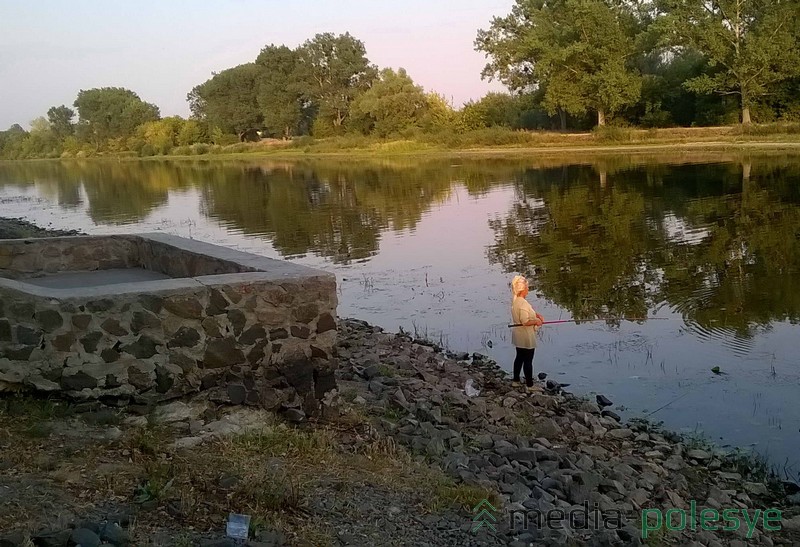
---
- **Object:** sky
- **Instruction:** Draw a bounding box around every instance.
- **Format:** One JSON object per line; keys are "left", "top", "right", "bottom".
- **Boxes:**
{"left": 0, "top": 0, "right": 513, "bottom": 129}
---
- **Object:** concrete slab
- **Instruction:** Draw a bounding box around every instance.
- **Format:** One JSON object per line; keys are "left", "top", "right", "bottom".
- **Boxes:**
{"left": 22, "top": 268, "right": 172, "bottom": 289}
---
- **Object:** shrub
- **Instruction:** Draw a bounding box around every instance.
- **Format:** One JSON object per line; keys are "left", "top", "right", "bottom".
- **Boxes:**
{"left": 171, "top": 145, "right": 192, "bottom": 156}
{"left": 593, "top": 125, "right": 634, "bottom": 143}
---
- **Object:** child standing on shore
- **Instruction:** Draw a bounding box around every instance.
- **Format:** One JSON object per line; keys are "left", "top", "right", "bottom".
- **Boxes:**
{"left": 511, "top": 275, "right": 544, "bottom": 392}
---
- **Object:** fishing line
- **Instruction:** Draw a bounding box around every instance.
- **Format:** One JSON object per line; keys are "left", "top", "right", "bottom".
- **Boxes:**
{"left": 507, "top": 317, "right": 670, "bottom": 327}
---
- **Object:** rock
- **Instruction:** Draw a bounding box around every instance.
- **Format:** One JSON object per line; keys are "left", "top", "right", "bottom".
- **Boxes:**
{"left": 666, "top": 489, "right": 686, "bottom": 508}
{"left": 32, "top": 529, "right": 72, "bottom": 547}
{"left": 530, "top": 417, "right": 563, "bottom": 439}
{"left": 72, "top": 314, "right": 93, "bottom": 330}
{"left": 601, "top": 409, "right": 621, "bottom": 422}
{"left": 686, "top": 449, "right": 712, "bottom": 461}
{"left": 284, "top": 409, "right": 306, "bottom": 423}
{"left": 168, "top": 327, "right": 201, "bottom": 348}
{"left": 787, "top": 492, "right": 800, "bottom": 505}
{"left": 16, "top": 325, "right": 42, "bottom": 345}
{"left": 131, "top": 311, "right": 160, "bottom": 333}
{"left": 596, "top": 394, "right": 613, "bottom": 407}
{"left": 0, "top": 320, "right": 11, "bottom": 342}
{"left": 99, "top": 522, "right": 128, "bottom": 546}
{"left": 163, "top": 297, "right": 203, "bottom": 319}
{"left": 80, "top": 332, "right": 103, "bottom": 353}
{"left": 744, "top": 482, "right": 768, "bottom": 496}
{"left": 290, "top": 325, "right": 310, "bottom": 339}
{"left": 606, "top": 428, "right": 633, "bottom": 440}
{"left": 782, "top": 515, "right": 800, "bottom": 531}
{"left": 663, "top": 456, "right": 685, "bottom": 471}
{"left": 60, "top": 371, "right": 98, "bottom": 391}
{"left": 86, "top": 299, "right": 114, "bottom": 312}
{"left": 36, "top": 309, "right": 64, "bottom": 332}
{"left": 203, "top": 338, "right": 245, "bottom": 368}
{"left": 239, "top": 325, "right": 266, "bottom": 345}
{"left": 474, "top": 434, "right": 494, "bottom": 450}
{"left": 0, "top": 532, "right": 24, "bottom": 547}
{"left": 525, "top": 394, "right": 553, "bottom": 410}
{"left": 717, "top": 471, "right": 742, "bottom": 481}
{"left": 227, "top": 384, "right": 247, "bottom": 405}
{"left": 70, "top": 528, "right": 101, "bottom": 547}
{"left": 100, "top": 318, "right": 127, "bottom": 337}
{"left": 121, "top": 335, "right": 160, "bottom": 359}
{"left": 630, "top": 488, "right": 650, "bottom": 508}
{"left": 507, "top": 448, "right": 539, "bottom": 462}
{"left": 154, "top": 401, "right": 193, "bottom": 423}
{"left": 199, "top": 540, "right": 236, "bottom": 547}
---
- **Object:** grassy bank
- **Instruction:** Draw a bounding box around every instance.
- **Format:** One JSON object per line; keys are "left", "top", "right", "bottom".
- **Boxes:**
{"left": 10, "top": 123, "right": 800, "bottom": 163}
{"left": 163, "top": 124, "right": 800, "bottom": 159}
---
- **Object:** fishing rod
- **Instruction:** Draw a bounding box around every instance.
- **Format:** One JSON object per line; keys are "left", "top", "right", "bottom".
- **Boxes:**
{"left": 507, "top": 317, "right": 666, "bottom": 327}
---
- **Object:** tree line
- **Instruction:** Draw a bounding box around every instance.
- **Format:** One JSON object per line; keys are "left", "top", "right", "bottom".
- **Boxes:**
{"left": 2, "top": 1, "right": 800, "bottom": 159}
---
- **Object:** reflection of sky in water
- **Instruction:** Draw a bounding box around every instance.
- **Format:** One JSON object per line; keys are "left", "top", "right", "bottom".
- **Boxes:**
{"left": 1, "top": 166, "right": 799, "bottom": 480}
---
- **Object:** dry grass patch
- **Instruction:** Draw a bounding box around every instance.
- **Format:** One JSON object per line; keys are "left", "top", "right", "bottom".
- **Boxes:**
{"left": 0, "top": 397, "right": 501, "bottom": 544}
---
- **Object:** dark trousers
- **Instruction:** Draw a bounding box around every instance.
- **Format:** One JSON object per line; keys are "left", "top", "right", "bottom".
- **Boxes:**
{"left": 513, "top": 347, "right": 535, "bottom": 387}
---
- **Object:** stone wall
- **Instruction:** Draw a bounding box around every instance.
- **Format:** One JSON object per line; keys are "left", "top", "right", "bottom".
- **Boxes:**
{"left": 0, "top": 235, "right": 251, "bottom": 280}
{"left": 0, "top": 234, "right": 338, "bottom": 415}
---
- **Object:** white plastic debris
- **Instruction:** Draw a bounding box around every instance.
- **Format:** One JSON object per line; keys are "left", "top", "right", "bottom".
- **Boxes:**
{"left": 465, "top": 379, "right": 481, "bottom": 397}
{"left": 226, "top": 513, "right": 251, "bottom": 540}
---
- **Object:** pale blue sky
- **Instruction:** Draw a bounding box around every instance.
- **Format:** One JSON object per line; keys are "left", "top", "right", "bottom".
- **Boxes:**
{"left": 0, "top": 0, "right": 512, "bottom": 129}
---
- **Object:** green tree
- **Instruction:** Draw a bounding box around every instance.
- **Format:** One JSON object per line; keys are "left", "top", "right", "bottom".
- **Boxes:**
{"left": 477, "top": 0, "right": 642, "bottom": 126}
{"left": 0, "top": 124, "right": 28, "bottom": 159}
{"left": 73, "top": 87, "right": 160, "bottom": 145}
{"left": 659, "top": 0, "right": 800, "bottom": 124}
{"left": 460, "top": 92, "right": 536, "bottom": 130}
{"left": 421, "top": 93, "right": 460, "bottom": 132}
{"left": 176, "top": 119, "right": 207, "bottom": 146}
{"left": 349, "top": 68, "right": 428, "bottom": 137}
{"left": 188, "top": 63, "right": 263, "bottom": 140}
{"left": 134, "top": 117, "right": 186, "bottom": 155}
{"left": 294, "top": 32, "right": 377, "bottom": 135}
{"left": 47, "top": 105, "right": 75, "bottom": 139}
{"left": 256, "top": 45, "right": 305, "bottom": 139}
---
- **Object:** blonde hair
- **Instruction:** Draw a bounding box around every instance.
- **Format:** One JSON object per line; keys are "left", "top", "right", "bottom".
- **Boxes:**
{"left": 511, "top": 275, "right": 528, "bottom": 298}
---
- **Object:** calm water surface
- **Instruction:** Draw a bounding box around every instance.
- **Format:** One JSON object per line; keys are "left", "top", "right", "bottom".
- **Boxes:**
{"left": 1, "top": 156, "right": 799, "bottom": 478}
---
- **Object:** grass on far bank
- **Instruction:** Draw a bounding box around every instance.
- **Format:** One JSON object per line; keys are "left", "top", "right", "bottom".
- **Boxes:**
{"left": 43, "top": 122, "right": 800, "bottom": 163}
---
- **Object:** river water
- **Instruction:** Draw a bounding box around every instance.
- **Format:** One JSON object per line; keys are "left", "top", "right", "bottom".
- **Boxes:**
{"left": 1, "top": 154, "right": 798, "bottom": 479}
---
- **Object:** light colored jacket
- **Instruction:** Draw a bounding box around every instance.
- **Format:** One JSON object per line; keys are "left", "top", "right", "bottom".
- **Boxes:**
{"left": 511, "top": 296, "right": 538, "bottom": 349}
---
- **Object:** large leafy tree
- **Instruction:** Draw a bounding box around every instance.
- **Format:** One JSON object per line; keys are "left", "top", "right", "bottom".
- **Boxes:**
{"left": 294, "top": 32, "right": 377, "bottom": 135}
{"left": 73, "top": 88, "right": 159, "bottom": 144}
{"left": 256, "top": 45, "right": 305, "bottom": 139}
{"left": 188, "top": 63, "right": 263, "bottom": 139}
{"left": 349, "top": 68, "right": 428, "bottom": 137}
{"left": 477, "top": 0, "right": 642, "bottom": 126}
{"left": 46, "top": 105, "right": 75, "bottom": 139}
{"left": 659, "top": 0, "right": 800, "bottom": 124}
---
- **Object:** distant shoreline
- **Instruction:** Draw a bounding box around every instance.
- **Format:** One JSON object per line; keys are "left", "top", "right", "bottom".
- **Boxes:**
{"left": 4, "top": 139, "right": 800, "bottom": 166}
{"left": 4, "top": 125, "right": 800, "bottom": 164}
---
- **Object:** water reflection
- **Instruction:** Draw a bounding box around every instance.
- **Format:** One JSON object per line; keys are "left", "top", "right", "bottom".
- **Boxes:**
{"left": 486, "top": 159, "right": 800, "bottom": 341}
{"left": 1, "top": 154, "right": 800, "bottom": 474}
{"left": 2, "top": 156, "right": 800, "bottom": 338}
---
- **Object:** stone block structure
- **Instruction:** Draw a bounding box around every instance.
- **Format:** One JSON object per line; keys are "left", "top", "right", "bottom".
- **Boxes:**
{"left": 0, "top": 234, "right": 337, "bottom": 414}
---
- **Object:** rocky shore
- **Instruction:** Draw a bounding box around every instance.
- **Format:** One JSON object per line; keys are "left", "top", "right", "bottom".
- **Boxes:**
{"left": 332, "top": 319, "right": 800, "bottom": 546}
{"left": 1, "top": 318, "right": 799, "bottom": 546}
